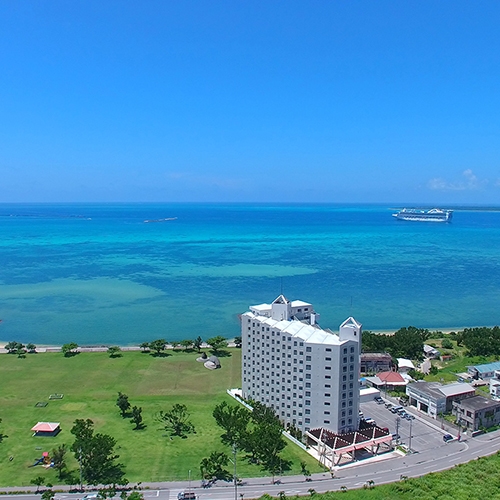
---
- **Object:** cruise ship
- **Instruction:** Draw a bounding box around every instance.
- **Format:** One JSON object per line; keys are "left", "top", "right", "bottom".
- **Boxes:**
{"left": 392, "top": 208, "right": 453, "bottom": 222}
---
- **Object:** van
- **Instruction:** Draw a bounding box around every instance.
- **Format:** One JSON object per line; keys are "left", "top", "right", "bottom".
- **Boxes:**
{"left": 178, "top": 492, "right": 197, "bottom": 500}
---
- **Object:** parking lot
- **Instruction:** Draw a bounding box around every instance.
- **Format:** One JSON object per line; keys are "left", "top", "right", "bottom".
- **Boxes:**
{"left": 360, "top": 398, "right": 452, "bottom": 453}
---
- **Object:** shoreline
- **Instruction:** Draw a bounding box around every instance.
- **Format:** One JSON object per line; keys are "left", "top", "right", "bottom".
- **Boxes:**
{"left": 0, "top": 327, "right": 482, "bottom": 351}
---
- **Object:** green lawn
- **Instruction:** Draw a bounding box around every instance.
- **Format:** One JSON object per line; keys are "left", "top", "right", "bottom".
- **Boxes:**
{"left": 0, "top": 349, "right": 321, "bottom": 487}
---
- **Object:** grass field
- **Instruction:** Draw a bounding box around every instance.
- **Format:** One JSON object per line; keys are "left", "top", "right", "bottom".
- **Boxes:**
{"left": 0, "top": 349, "right": 321, "bottom": 487}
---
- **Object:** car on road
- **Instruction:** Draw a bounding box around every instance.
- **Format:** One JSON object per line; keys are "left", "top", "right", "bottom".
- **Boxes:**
{"left": 364, "top": 417, "right": 376, "bottom": 425}
{"left": 178, "top": 492, "right": 197, "bottom": 500}
{"left": 443, "top": 434, "right": 454, "bottom": 443}
{"left": 82, "top": 495, "right": 99, "bottom": 500}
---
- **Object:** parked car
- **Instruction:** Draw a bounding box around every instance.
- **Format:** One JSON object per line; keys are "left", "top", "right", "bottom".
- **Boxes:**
{"left": 443, "top": 434, "right": 454, "bottom": 443}
{"left": 397, "top": 408, "right": 407, "bottom": 416}
{"left": 385, "top": 403, "right": 393, "bottom": 409}
{"left": 364, "top": 417, "right": 376, "bottom": 425}
{"left": 391, "top": 405, "right": 403, "bottom": 414}
{"left": 405, "top": 414, "right": 415, "bottom": 420}
{"left": 82, "top": 495, "right": 99, "bottom": 500}
{"left": 374, "top": 396, "right": 384, "bottom": 404}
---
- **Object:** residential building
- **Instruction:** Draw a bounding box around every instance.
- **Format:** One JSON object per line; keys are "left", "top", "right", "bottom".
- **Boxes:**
{"left": 360, "top": 352, "right": 392, "bottom": 373}
{"left": 452, "top": 395, "right": 500, "bottom": 431}
{"left": 423, "top": 344, "right": 441, "bottom": 359}
{"left": 490, "top": 370, "right": 500, "bottom": 398}
{"left": 365, "top": 371, "right": 407, "bottom": 392}
{"left": 406, "top": 382, "right": 475, "bottom": 418}
{"left": 467, "top": 361, "right": 500, "bottom": 380}
{"left": 241, "top": 295, "right": 361, "bottom": 435}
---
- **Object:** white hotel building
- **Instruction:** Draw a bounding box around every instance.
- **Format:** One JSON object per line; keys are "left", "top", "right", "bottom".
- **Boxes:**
{"left": 241, "top": 295, "right": 362, "bottom": 435}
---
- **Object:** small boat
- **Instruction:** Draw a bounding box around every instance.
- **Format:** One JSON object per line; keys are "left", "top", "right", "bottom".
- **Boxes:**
{"left": 143, "top": 217, "right": 178, "bottom": 223}
{"left": 392, "top": 208, "right": 453, "bottom": 222}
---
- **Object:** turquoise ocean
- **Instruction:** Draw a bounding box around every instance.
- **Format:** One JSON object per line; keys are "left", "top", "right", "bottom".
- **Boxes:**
{"left": 1, "top": 203, "right": 499, "bottom": 346}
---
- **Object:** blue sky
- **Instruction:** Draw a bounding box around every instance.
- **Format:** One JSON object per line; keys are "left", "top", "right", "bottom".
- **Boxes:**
{"left": 1, "top": 1, "right": 499, "bottom": 203}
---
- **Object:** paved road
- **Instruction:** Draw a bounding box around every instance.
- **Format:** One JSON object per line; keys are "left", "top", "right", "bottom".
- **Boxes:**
{"left": 3, "top": 430, "right": 500, "bottom": 500}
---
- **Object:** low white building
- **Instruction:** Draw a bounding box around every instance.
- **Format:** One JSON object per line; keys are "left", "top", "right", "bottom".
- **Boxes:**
{"left": 241, "top": 295, "right": 362, "bottom": 435}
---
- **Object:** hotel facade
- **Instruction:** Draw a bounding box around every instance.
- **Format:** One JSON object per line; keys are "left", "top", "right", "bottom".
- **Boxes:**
{"left": 241, "top": 295, "right": 362, "bottom": 435}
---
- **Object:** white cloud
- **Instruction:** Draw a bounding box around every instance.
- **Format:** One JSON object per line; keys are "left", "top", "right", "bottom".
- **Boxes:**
{"left": 427, "top": 169, "right": 487, "bottom": 191}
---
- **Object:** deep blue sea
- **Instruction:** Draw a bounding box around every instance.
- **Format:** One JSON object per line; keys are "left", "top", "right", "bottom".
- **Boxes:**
{"left": 1, "top": 203, "right": 499, "bottom": 346}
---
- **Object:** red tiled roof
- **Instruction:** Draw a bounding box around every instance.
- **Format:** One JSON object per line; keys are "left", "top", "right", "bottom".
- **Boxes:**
{"left": 378, "top": 371, "right": 405, "bottom": 383}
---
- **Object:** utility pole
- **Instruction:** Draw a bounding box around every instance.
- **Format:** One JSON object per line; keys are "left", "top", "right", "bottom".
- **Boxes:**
{"left": 78, "top": 447, "right": 83, "bottom": 491}
{"left": 395, "top": 417, "right": 401, "bottom": 445}
{"left": 233, "top": 443, "right": 238, "bottom": 500}
{"left": 188, "top": 469, "right": 191, "bottom": 493}
{"left": 408, "top": 418, "right": 413, "bottom": 452}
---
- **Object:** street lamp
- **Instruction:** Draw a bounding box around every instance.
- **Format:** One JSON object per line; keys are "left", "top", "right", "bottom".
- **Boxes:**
{"left": 188, "top": 470, "right": 191, "bottom": 493}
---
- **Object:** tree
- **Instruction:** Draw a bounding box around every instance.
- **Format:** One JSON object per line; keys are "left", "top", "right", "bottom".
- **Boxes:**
{"left": 180, "top": 339, "right": 193, "bottom": 351}
{"left": 149, "top": 339, "right": 167, "bottom": 356}
{"left": 107, "top": 346, "right": 122, "bottom": 358}
{"left": 70, "top": 419, "right": 126, "bottom": 486}
{"left": 200, "top": 451, "right": 232, "bottom": 481}
{"left": 157, "top": 404, "right": 195, "bottom": 438}
{"left": 26, "top": 343, "right": 37, "bottom": 353}
{"left": 300, "top": 461, "right": 311, "bottom": 481}
{"left": 5, "top": 341, "right": 22, "bottom": 354}
{"left": 213, "top": 401, "right": 250, "bottom": 448}
{"left": 62, "top": 342, "right": 79, "bottom": 357}
{"left": 31, "top": 476, "right": 45, "bottom": 492}
{"left": 51, "top": 444, "right": 68, "bottom": 480}
{"left": 441, "top": 338, "right": 453, "bottom": 350}
{"left": 139, "top": 342, "right": 150, "bottom": 352}
{"left": 408, "top": 368, "right": 425, "bottom": 381}
{"left": 41, "top": 490, "right": 55, "bottom": 500}
{"left": 116, "top": 392, "right": 131, "bottom": 417}
{"left": 233, "top": 336, "right": 242, "bottom": 348}
{"left": 193, "top": 336, "right": 203, "bottom": 353}
{"left": 16, "top": 344, "right": 27, "bottom": 358}
{"left": 206, "top": 336, "right": 228, "bottom": 354}
{"left": 130, "top": 406, "right": 144, "bottom": 430}
{"left": 391, "top": 327, "right": 426, "bottom": 360}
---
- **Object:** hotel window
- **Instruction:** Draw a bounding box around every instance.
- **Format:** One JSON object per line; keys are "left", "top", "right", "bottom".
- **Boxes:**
{"left": 343, "top": 357, "right": 347, "bottom": 363}
{"left": 306, "top": 356, "right": 311, "bottom": 361}
{"left": 324, "top": 411, "right": 330, "bottom": 415}
{"left": 324, "top": 420, "right": 330, "bottom": 424}
{"left": 306, "top": 347, "right": 312, "bottom": 352}
{"left": 342, "top": 411, "right": 346, "bottom": 417}
{"left": 305, "top": 382, "right": 311, "bottom": 388}
{"left": 325, "top": 384, "right": 331, "bottom": 388}
{"left": 325, "top": 357, "right": 331, "bottom": 361}
{"left": 325, "top": 393, "right": 331, "bottom": 397}
{"left": 326, "top": 348, "right": 331, "bottom": 352}
{"left": 305, "top": 418, "right": 310, "bottom": 423}
{"left": 324, "top": 402, "right": 330, "bottom": 406}
{"left": 350, "top": 347, "right": 355, "bottom": 353}
{"left": 306, "top": 374, "right": 311, "bottom": 379}
{"left": 305, "top": 391, "right": 311, "bottom": 396}
{"left": 305, "top": 400, "right": 311, "bottom": 406}
{"left": 343, "top": 348, "right": 347, "bottom": 354}
{"left": 325, "top": 375, "right": 331, "bottom": 379}
{"left": 306, "top": 365, "right": 311, "bottom": 370}
{"left": 305, "top": 409, "right": 310, "bottom": 414}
